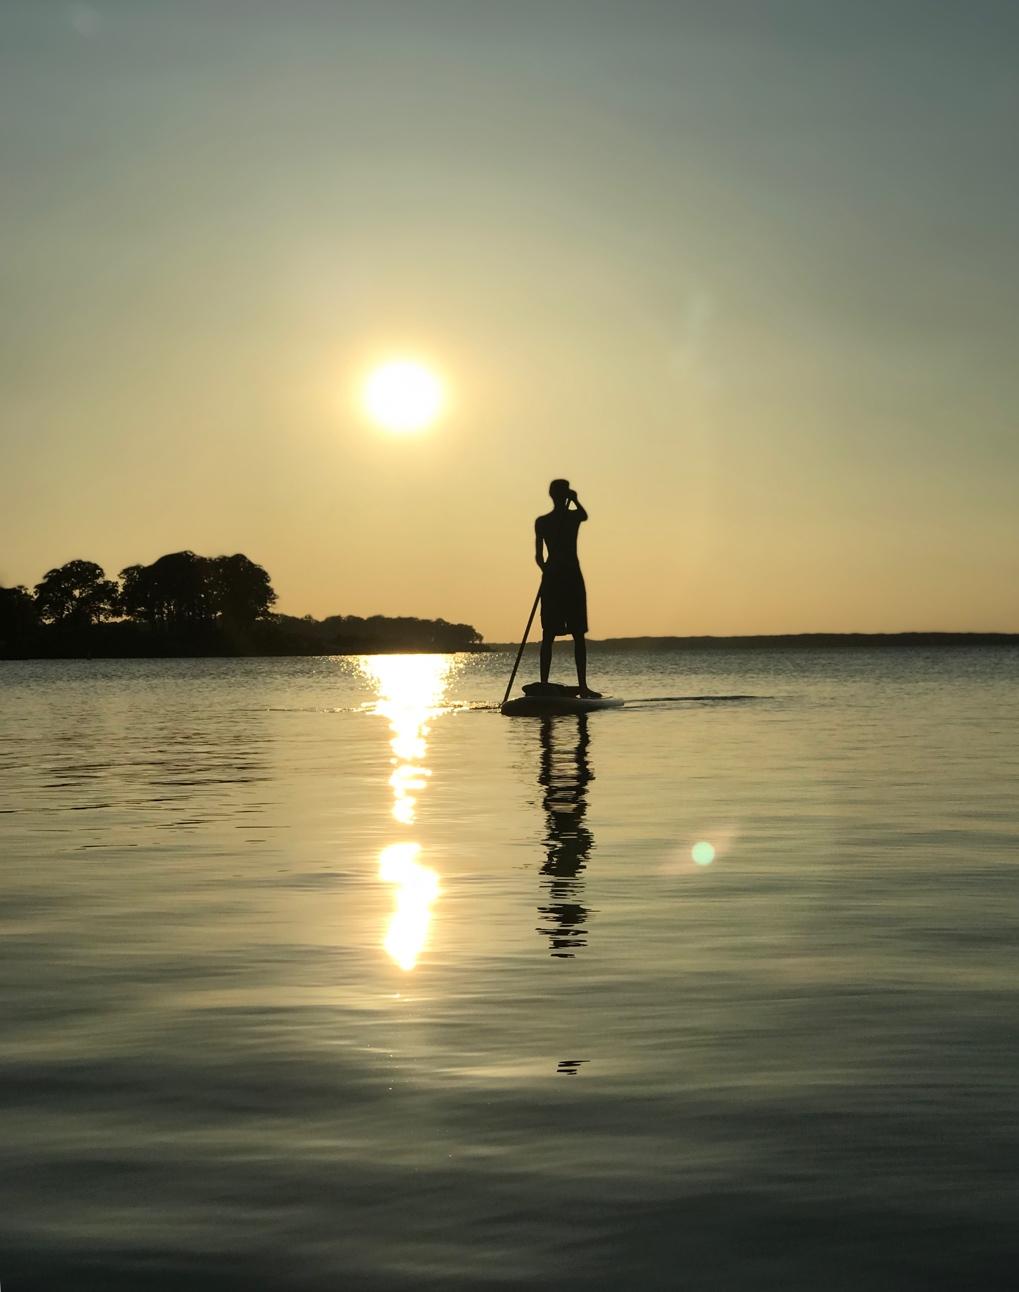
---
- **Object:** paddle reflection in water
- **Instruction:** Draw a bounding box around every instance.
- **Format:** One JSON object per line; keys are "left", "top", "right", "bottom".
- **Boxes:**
{"left": 536, "top": 713, "right": 594, "bottom": 958}
{"left": 359, "top": 655, "right": 454, "bottom": 971}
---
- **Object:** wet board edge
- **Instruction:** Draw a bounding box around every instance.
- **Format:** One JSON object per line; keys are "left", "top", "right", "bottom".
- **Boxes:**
{"left": 500, "top": 696, "right": 625, "bottom": 716}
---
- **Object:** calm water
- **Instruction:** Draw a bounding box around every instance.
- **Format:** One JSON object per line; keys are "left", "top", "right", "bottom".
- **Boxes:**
{"left": 1, "top": 648, "right": 1017, "bottom": 1290}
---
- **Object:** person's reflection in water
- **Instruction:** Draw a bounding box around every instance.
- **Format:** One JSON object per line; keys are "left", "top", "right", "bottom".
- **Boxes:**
{"left": 536, "top": 714, "right": 594, "bottom": 958}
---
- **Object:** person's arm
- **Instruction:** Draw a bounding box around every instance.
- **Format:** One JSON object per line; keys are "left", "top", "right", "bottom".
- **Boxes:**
{"left": 534, "top": 519, "right": 546, "bottom": 571}
{"left": 568, "top": 489, "right": 588, "bottom": 522}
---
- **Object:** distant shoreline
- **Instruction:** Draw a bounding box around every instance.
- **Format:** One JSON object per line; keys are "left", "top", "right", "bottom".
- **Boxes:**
{"left": 0, "top": 643, "right": 490, "bottom": 662}
{"left": 490, "top": 632, "right": 1019, "bottom": 650}
{"left": 4, "top": 633, "right": 1018, "bottom": 662}
{"left": 1, "top": 552, "right": 484, "bottom": 659}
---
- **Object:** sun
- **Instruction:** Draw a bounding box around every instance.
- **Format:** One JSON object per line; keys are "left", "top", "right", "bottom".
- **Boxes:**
{"left": 363, "top": 359, "right": 444, "bottom": 433}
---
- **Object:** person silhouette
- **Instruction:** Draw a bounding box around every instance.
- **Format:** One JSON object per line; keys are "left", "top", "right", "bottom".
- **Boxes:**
{"left": 534, "top": 479, "right": 600, "bottom": 698}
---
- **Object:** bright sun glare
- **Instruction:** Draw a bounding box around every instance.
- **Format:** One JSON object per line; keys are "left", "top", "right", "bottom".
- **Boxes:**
{"left": 363, "top": 359, "right": 444, "bottom": 433}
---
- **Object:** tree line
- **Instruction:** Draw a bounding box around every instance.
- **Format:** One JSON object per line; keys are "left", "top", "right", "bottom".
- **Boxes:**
{"left": 0, "top": 551, "right": 483, "bottom": 657}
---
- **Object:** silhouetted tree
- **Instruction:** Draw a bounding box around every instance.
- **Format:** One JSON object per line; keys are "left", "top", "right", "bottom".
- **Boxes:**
{"left": 33, "top": 560, "right": 118, "bottom": 626}
{"left": 210, "top": 554, "right": 276, "bottom": 623}
{"left": 119, "top": 551, "right": 212, "bottom": 626}
{"left": 120, "top": 551, "right": 277, "bottom": 630}
{"left": 0, "top": 585, "right": 39, "bottom": 652}
{"left": 118, "top": 564, "right": 153, "bottom": 623}
{"left": 4, "top": 551, "right": 481, "bottom": 657}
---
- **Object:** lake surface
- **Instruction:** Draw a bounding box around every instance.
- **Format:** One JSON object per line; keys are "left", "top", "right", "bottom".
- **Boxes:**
{"left": 1, "top": 647, "right": 1017, "bottom": 1290}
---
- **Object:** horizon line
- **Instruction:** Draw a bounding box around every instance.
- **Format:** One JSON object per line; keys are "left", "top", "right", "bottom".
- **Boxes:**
{"left": 487, "top": 631, "right": 1019, "bottom": 647}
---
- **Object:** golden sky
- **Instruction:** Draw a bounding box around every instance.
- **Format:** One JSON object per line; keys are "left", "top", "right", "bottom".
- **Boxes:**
{"left": 2, "top": 1, "right": 1017, "bottom": 638}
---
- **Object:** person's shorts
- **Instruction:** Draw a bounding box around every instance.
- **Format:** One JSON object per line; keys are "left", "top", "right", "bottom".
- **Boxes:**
{"left": 540, "top": 566, "right": 588, "bottom": 636}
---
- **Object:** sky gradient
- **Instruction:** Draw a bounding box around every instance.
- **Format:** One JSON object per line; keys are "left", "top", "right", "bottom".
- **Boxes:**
{"left": 3, "top": 0, "right": 1017, "bottom": 639}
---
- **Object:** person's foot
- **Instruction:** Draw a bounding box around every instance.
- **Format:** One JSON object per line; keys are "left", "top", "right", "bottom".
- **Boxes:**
{"left": 578, "top": 687, "right": 602, "bottom": 699}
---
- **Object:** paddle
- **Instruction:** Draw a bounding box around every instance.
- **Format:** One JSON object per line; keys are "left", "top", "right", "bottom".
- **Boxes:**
{"left": 501, "top": 586, "right": 541, "bottom": 707}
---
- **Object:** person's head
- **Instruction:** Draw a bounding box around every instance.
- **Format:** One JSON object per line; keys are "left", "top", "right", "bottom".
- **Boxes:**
{"left": 549, "top": 478, "right": 570, "bottom": 506}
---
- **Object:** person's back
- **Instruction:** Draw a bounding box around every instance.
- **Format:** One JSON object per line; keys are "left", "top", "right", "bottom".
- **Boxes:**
{"left": 535, "top": 507, "right": 582, "bottom": 571}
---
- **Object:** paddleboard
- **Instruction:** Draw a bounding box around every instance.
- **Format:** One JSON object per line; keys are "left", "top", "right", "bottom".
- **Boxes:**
{"left": 501, "top": 694, "right": 624, "bottom": 716}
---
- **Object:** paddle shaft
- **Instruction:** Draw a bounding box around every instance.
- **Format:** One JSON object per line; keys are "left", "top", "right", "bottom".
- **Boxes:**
{"left": 502, "top": 587, "right": 541, "bottom": 706}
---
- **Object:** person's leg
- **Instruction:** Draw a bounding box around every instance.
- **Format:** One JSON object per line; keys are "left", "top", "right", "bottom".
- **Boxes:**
{"left": 573, "top": 632, "right": 587, "bottom": 690}
{"left": 573, "top": 634, "right": 600, "bottom": 697}
{"left": 540, "top": 631, "right": 554, "bottom": 683}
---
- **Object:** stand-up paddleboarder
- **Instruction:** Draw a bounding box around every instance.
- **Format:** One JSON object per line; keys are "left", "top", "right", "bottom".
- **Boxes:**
{"left": 535, "top": 479, "right": 601, "bottom": 698}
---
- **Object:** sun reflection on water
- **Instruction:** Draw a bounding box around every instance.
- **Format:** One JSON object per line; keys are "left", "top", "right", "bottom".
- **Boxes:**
{"left": 360, "top": 654, "right": 453, "bottom": 826}
{"left": 360, "top": 654, "right": 453, "bottom": 971}
{"left": 378, "top": 842, "right": 440, "bottom": 971}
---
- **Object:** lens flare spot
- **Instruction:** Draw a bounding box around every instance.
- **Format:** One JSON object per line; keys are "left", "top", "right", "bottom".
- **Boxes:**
{"left": 692, "top": 840, "right": 715, "bottom": 866}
